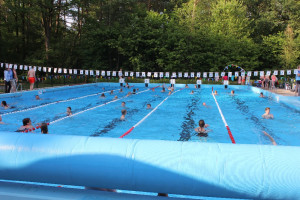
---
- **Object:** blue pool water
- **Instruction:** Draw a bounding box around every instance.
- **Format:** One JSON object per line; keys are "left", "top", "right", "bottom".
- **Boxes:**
{"left": 0, "top": 83, "right": 299, "bottom": 146}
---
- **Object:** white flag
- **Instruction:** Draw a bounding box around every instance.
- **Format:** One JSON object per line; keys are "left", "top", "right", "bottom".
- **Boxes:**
{"left": 254, "top": 71, "right": 258, "bottom": 76}
{"left": 73, "top": 69, "right": 77, "bottom": 74}
{"left": 112, "top": 71, "right": 116, "bottom": 76}
{"left": 90, "top": 70, "right": 94, "bottom": 75}
{"left": 48, "top": 67, "right": 52, "bottom": 73}
{"left": 147, "top": 72, "right": 151, "bottom": 77}
{"left": 191, "top": 72, "right": 195, "bottom": 78}
{"left": 101, "top": 71, "right": 105, "bottom": 76}
{"left": 203, "top": 72, "right": 207, "bottom": 78}
{"left": 69, "top": 69, "right": 73, "bottom": 74}
{"left": 96, "top": 70, "right": 100, "bottom": 76}
{"left": 209, "top": 72, "right": 213, "bottom": 77}
{"left": 196, "top": 72, "right": 201, "bottom": 78}
{"left": 228, "top": 72, "right": 232, "bottom": 77}
{"left": 136, "top": 72, "right": 140, "bottom": 77}
{"left": 43, "top": 67, "right": 47, "bottom": 72}
{"left": 159, "top": 72, "right": 164, "bottom": 78}
{"left": 247, "top": 71, "right": 252, "bottom": 76}
{"left": 259, "top": 71, "right": 264, "bottom": 76}
{"left": 184, "top": 72, "right": 188, "bottom": 78}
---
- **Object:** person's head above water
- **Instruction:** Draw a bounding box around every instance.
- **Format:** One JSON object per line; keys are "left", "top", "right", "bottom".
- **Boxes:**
{"left": 121, "top": 102, "right": 126, "bottom": 107}
{"left": 67, "top": 107, "right": 72, "bottom": 115}
{"left": 1, "top": 101, "right": 7, "bottom": 107}
{"left": 41, "top": 123, "right": 48, "bottom": 134}
{"left": 35, "top": 95, "right": 40, "bottom": 100}
{"left": 214, "top": 90, "right": 218, "bottom": 94}
{"left": 101, "top": 93, "right": 105, "bottom": 97}
{"left": 110, "top": 90, "right": 113, "bottom": 94}
{"left": 231, "top": 90, "right": 234, "bottom": 94}
{"left": 22, "top": 118, "right": 31, "bottom": 126}
{"left": 265, "top": 107, "right": 271, "bottom": 114}
{"left": 133, "top": 89, "right": 136, "bottom": 93}
{"left": 202, "top": 102, "right": 206, "bottom": 106}
{"left": 199, "top": 120, "right": 205, "bottom": 128}
{"left": 260, "top": 92, "right": 264, "bottom": 97}
{"left": 147, "top": 104, "right": 151, "bottom": 109}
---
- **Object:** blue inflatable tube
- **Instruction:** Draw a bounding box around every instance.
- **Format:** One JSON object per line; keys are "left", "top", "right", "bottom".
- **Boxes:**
{"left": 0, "top": 132, "right": 299, "bottom": 199}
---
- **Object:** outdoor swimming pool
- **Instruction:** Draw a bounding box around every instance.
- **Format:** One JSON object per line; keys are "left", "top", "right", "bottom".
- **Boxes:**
{"left": 0, "top": 83, "right": 299, "bottom": 146}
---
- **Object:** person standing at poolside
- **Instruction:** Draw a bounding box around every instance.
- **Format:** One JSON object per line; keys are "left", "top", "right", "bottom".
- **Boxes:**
{"left": 295, "top": 65, "right": 300, "bottom": 96}
{"left": 10, "top": 68, "right": 18, "bottom": 93}
{"left": 4, "top": 66, "right": 13, "bottom": 93}
{"left": 271, "top": 74, "right": 277, "bottom": 90}
{"left": 27, "top": 68, "right": 36, "bottom": 90}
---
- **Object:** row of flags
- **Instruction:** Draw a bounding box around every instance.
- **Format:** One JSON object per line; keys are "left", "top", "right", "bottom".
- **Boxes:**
{"left": 1, "top": 62, "right": 298, "bottom": 78}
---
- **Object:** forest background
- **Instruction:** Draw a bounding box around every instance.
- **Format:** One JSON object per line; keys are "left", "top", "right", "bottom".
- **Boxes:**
{"left": 0, "top": 0, "right": 299, "bottom": 73}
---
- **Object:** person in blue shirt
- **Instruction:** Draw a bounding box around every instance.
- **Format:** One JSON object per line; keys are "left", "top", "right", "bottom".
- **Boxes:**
{"left": 295, "top": 65, "right": 300, "bottom": 96}
{"left": 4, "top": 67, "right": 13, "bottom": 93}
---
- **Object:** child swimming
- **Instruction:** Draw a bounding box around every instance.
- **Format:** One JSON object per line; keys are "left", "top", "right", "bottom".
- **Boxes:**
{"left": 194, "top": 120, "right": 210, "bottom": 137}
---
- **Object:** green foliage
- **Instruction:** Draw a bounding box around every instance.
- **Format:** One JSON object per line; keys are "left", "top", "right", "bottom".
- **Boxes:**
{"left": 0, "top": 0, "right": 299, "bottom": 72}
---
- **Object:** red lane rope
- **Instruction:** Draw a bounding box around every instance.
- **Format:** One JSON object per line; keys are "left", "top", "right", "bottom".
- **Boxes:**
{"left": 120, "top": 88, "right": 184, "bottom": 138}
{"left": 211, "top": 87, "right": 236, "bottom": 144}
{"left": 226, "top": 126, "right": 236, "bottom": 144}
{"left": 120, "top": 127, "right": 135, "bottom": 138}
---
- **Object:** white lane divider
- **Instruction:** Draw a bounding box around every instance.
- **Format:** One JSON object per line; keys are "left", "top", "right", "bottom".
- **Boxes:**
{"left": 120, "top": 88, "right": 184, "bottom": 138}
{"left": 1, "top": 89, "right": 120, "bottom": 116}
{"left": 49, "top": 89, "right": 150, "bottom": 125}
{"left": 211, "top": 89, "right": 236, "bottom": 144}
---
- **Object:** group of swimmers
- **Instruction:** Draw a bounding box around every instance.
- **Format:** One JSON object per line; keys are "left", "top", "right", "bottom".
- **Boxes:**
{"left": 0, "top": 83, "right": 275, "bottom": 141}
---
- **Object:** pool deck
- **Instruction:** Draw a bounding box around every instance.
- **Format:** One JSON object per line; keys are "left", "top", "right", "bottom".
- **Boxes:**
{"left": 261, "top": 88, "right": 298, "bottom": 96}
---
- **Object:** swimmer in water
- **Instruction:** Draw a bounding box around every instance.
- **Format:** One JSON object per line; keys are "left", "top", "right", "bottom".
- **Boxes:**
{"left": 132, "top": 89, "right": 136, "bottom": 94}
{"left": 121, "top": 102, "right": 126, "bottom": 107}
{"left": 67, "top": 107, "right": 72, "bottom": 116}
{"left": 190, "top": 90, "right": 194, "bottom": 94}
{"left": 151, "top": 88, "right": 155, "bottom": 92}
{"left": 231, "top": 90, "right": 235, "bottom": 95}
{"left": 263, "top": 131, "right": 277, "bottom": 145}
{"left": 100, "top": 93, "right": 105, "bottom": 98}
{"left": 259, "top": 92, "right": 264, "bottom": 98}
{"left": 214, "top": 90, "right": 218, "bottom": 95}
{"left": 185, "top": 84, "right": 189, "bottom": 88}
{"left": 40, "top": 123, "right": 48, "bottom": 134}
{"left": 35, "top": 95, "right": 41, "bottom": 100}
{"left": 194, "top": 85, "right": 197, "bottom": 89}
{"left": 161, "top": 87, "right": 166, "bottom": 93}
{"left": 1, "top": 101, "right": 9, "bottom": 109}
{"left": 120, "top": 109, "right": 127, "bottom": 120}
{"left": 18, "top": 118, "right": 34, "bottom": 131}
{"left": 126, "top": 92, "right": 131, "bottom": 97}
{"left": 262, "top": 107, "right": 274, "bottom": 119}
{"left": 110, "top": 90, "right": 114, "bottom": 95}
{"left": 168, "top": 91, "right": 172, "bottom": 95}
{"left": 114, "top": 96, "right": 118, "bottom": 100}
{"left": 0, "top": 115, "right": 4, "bottom": 124}
{"left": 195, "top": 119, "right": 209, "bottom": 137}
{"left": 120, "top": 88, "right": 123, "bottom": 93}
{"left": 147, "top": 104, "right": 152, "bottom": 109}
